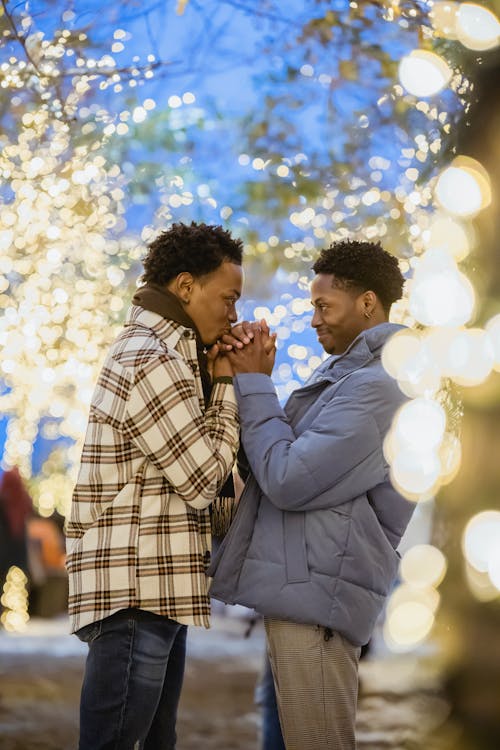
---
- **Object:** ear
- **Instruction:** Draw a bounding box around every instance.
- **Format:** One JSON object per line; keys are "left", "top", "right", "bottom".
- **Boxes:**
{"left": 360, "top": 290, "right": 377, "bottom": 320}
{"left": 173, "top": 272, "right": 194, "bottom": 304}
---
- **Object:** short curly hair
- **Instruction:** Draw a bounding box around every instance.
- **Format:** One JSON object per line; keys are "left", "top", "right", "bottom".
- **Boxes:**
{"left": 142, "top": 222, "right": 243, "bottom": 285}
{"left": 312, "top": 239, "right": 404, "bottom": 313}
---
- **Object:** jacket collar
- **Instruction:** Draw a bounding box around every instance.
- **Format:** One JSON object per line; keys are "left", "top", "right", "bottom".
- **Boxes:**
{"left": 314, "top": 322, "right": 406, "bottom": 383}
{"left": 124, "top": 304, "right": 194, "bottom": 350}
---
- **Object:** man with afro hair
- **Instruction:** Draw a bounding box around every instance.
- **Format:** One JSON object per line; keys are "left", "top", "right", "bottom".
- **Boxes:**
{"left": 66, "top": 221, "right": 247, "bottom": 749}
{"left": 210, "top": 238, "right": 415, "bottom": 750}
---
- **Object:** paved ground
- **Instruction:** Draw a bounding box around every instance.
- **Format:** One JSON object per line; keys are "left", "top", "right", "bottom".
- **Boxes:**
{"left": 0, "top": 615, "right": 449, "bottom": 750}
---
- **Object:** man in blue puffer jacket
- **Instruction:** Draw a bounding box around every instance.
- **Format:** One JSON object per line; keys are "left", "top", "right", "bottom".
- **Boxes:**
{"left": 208, "top": 239, "right": 415, "bottom": 750}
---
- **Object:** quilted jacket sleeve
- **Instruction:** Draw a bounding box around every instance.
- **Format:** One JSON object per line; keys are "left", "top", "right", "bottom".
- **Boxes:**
{"left": 233, "top": 372, "right": 392, "bottom": 511}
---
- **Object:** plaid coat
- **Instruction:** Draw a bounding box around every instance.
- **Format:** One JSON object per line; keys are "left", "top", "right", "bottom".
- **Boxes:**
{"left": 65, "top": 305, "right": 239, "bottom": 633}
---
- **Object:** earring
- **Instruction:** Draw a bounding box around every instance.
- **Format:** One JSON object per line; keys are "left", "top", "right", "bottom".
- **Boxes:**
{"left": 364, "top": 311, "right": 371, "bottom": 319}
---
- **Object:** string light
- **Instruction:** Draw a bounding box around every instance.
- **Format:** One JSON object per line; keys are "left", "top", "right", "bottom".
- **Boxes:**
{"left": 0, "top": 1, "right": 498, "bottom": 644}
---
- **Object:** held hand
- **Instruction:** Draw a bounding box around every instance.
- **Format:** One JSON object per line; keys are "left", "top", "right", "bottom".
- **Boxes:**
{"left": 219, "top": 321, "right": 255, "bottom": 351}
{"left": 207, "top": 344, "right": 234, "bottom": 379}
{"left": 221, "top": 319, "right": 276, "bottom": 354}
{"left": 227, "top": 328, "right": 276, "bottom": 376}
{"left": 213, "top": 350, "right": 234, "bottom": 379}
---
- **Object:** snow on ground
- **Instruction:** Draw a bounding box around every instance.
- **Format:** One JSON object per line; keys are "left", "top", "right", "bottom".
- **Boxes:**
{"left": 0, "top": 610, "right": 448, "bottom": 750}
{"left": 0, "top": 608, "right": 264, "bottom": 664}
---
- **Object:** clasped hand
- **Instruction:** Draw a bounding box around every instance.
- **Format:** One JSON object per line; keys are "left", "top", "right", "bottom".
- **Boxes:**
{"left": 209, "top": 319, "right": 277, "bottom": 378}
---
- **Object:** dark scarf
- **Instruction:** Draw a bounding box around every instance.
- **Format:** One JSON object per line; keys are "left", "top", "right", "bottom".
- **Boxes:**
{"left": 132, "top": 284, "right": 236, "bottom": 538}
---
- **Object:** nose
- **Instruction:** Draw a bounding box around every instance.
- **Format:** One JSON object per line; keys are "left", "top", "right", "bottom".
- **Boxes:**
{"left": 311, "top": 308, "right": 320, "bottom": 328}
{"left": 228, "top": 304, "right": 238, "bottom": 324}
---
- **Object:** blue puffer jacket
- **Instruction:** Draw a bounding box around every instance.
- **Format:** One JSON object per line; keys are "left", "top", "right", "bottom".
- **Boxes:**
{"left": 208, "top": 323, "right": 416, "bottom": 646}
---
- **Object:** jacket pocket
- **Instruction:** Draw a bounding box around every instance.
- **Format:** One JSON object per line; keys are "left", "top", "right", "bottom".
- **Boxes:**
{"left": 284, "top": 512, "right": 309, "bottom": 583}
{"left": 75, "top": 620, "right": 102, "bottom": 644}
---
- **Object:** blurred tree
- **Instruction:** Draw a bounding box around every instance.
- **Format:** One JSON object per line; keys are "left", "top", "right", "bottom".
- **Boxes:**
{"left": 0, "top": 5, "right": 499, "bottom": 696}
{"left": 431, "top": 31, "right": 500, "bottom": 750}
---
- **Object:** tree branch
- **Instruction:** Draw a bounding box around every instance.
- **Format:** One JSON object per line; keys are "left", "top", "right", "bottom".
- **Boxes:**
{"left": 0, "top": 0, "right": 44, "bottom": 75}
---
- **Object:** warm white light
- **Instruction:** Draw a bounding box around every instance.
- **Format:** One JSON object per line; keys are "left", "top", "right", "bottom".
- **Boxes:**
{"left": 431, "top": 2, "right": 459, "bottom": 38}
{"left": 384, "top": 584, "right": 438, "bottom": 648}
{"left": 391, "top": 449, "right": 441, "bottom": 497}
{"left": 465, "top": 562, "right": 499, "bottom": 602}
{"left": 409, "top": 257, "right": 475, "bottom": 327}
{"left": 398, "top": 50, "right": 452, "bottom": 97}
{"left": 383, "top": 330, "right": 443, "bottom": 397}
{"left": 400, "top": 544, "right": 447, "bottom": 589}
{"left": 424, "top": 215, "right": 472, "bottom": 262}
{"left": 385, "top": 601, "right": 435, "bottom": 647}
{"left": 488, "top": 547, "right": 500, "bottom": 592}
{"left": 463, "top": 511, "right": 500, "bottom": 573}
{"left": 486, "top": 314, "right": 500, "bottom": 371}
{"left": 394, "top": 398, "right": 446, "bottom": 452}
{"left": 457, "top": 3, "right": 500, "bottom": 50}
{"left": 132, "top": 106, "right": 147, "bottom": 123}
{"left": 382, "top": 330, "right": 441, "bottom": 397}
{"left": 435, "top": 157, "right": 491, "bottom": 217}
{"left": 382, "top": 330, "right": 422, "bottom": 379}
{"left": 442, "top": 328, "right": 494, "bottom": 386}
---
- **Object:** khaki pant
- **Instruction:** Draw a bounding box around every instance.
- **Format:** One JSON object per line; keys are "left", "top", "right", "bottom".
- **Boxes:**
{"left": 265, "top": 618, "right": 361, "bottom": 750}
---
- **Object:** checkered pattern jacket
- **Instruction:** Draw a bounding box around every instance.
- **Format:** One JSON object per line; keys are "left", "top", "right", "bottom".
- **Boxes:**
{"left": 65, "top": 305, "right": 239, "bottom": 633}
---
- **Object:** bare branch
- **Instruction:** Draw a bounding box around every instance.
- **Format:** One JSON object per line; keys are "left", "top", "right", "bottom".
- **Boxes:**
{"left": 0, "top": 0, "right": 44, "bottom": 75}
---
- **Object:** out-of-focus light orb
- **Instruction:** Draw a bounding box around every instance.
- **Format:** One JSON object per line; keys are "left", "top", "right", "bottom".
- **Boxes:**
{"left": 391, "top": 449, "right": 441, "bottom": 497}
{"left": 398, "top": 365, "right": 442, "bottom": 399}
{"left": 424, "top": 215, "right": 472, "bottom": 262}
{"left": 465, "top": 562, "right": 500, "bottom": 602}
{"left": 384, "top": 585, "right": 436, "bottom": 649}
{"left": 382, "top": 330, "right": 421, "bottom": 379}
{"left": 400, "top": 544, "right": 447, "bottom": 589}
{"left": 422, "top": 327, "right": 457, "bottom": 371}
{"left": 387, "top": 583, "right": 441, "bottom": 615}
{"left": 462, "top": 510, "right": 500, "bottom": 573}
{"left": 431, "top": 2, "right": 459, "bottom": 38}
{"left": 457, "top": 3, "right": 500, "bottom": 51}
{"left": 394, "top": 398, "right": 446, "bottom": 452}
{"left": 435, "top": 156, "right": 491, "bottom": 217}
{"left": 444, "top": 328, "right": 494, "bottom": 385}
{"left": 409, "top": 262, "right": 475, "bottom": 327}
{"left": 398, "top": 50, "right": 452, "bottom": 97}
{"left": 488, "top": 547, "right": 500, "bottom": 592}
{"left": 385, "top": 602, "right": 435, "bottom": 647}
{"left": 486, "top": 314, "right": 500, "bottom": 371}
{"left": 383, "top": 330, "right": 442, "bottom": 397}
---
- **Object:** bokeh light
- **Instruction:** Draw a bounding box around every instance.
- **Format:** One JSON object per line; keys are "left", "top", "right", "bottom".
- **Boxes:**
{"left": 400, "top": 544, "right": 448, "bottom": 589}
{"left": 462, "top": 511, "right": 500, "bottom": 574}
{"left": 435, "top": 156, "right": 492, "bottom": 217}
{"left": 384, "top": 583, "right": 440, "bottom": 650}
{"left": 456, "top": 3, "right": 500, "bottom": 50}
{"left": 423, "top": 214, "right": 473, "bottom": 262}
{"left": 398, "top": 50, "right": 452, "bottom": 97}
{"left": 408, "top": 251, "right": 475, "bottom": 327}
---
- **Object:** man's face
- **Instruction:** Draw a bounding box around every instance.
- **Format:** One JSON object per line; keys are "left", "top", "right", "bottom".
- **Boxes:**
{"left": 310, "top": 274, "right": 367, "bottom": 355}
{"left": 188, "top": 261, "right": 243, "bottom": 345}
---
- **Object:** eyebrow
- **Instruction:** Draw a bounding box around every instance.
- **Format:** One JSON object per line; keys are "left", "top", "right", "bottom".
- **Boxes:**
{"left": 228, "top": 289, "right": 241, "bottom": 299}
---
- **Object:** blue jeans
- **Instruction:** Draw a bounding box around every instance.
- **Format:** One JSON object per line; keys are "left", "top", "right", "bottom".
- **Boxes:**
{"left": 76, "top": 608, "right": 187, "bottom": 750}
{"left": 255, "top": 654, "right": 286, "bottom": 750}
